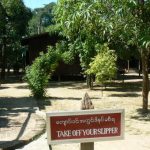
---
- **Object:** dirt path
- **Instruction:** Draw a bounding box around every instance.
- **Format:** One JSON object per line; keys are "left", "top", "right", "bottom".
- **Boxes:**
{"left": 45, "top": 79, "right": 150, "bottom": 136}
{"left": 0, "top": 73, "right": 150, "bottom": 149}
{"left": 0, "top": 83, "right": 45, "bottom": 149}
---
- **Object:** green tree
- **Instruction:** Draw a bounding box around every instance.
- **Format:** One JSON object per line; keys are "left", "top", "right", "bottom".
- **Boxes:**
{"left": 0, "top": 0, "right": 32, "bottom": 80}
{"left": 28, "top": 2, "right": 56, "bottom": 35}
{"left": 54, "top": 0, "right": 106, "bottom": 88}
{"left": 86, "top": 44, "right": 117, "bottom": 84}
{"left": 0, "top": 2, "right": 7, "bottom": 80}
{"left": 98, "top": 0, "right": 150, "bottom": 112}
{"left": 55, "top": 0, "right": 150, "bottom": 111}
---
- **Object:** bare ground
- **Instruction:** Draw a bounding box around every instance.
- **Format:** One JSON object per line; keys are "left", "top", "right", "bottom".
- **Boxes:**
{"left": 0, "top": 73, "right": 150, "bottom": 150}
{"left": 0, "top": 83, "right": 45, "bottom": 149}
{"left": 45, "top": 75, "right": 150, "bottom": 136}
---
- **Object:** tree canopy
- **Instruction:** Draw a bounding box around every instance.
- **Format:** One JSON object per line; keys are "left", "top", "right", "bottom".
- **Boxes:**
{"left": 28, "top": 2, "right": 56, "bottom": 35}
{"left": 54, "top": 0, "right": 150, "bottom": 111}
{"left": 0, "top": 0, "right": 32, "bottom": 79}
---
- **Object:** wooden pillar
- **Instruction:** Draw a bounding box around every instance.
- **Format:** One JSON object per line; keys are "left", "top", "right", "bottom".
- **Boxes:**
{"left": 80, "top": 93, "right": 94, "bottom": 150}
{"left": 138, "top": 59, "right": 141, "bottom": 77}
{"left": 80, "top": 142, "right": 94, "bottom": 150}
{"left": 49, "top": 145, "right": 52, "bottom": 150}
{"left": 127, "top": 60, "right": 130, "bottom": 72}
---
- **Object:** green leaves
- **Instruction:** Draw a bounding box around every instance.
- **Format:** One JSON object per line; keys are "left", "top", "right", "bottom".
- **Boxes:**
{"left": 29, "top": 2, "right": 56, "bottom": 35}
{"left": 25, "top": 46, "right": 60, "bottom": 99}
{"left": 86, "top": 44, "right": 117, "bottom": 84}
{"left": 0, "top": 0, "right": 32, "bottom": 79}
{"left": 54, "top": 0, "right": 150, "bottom": 85}
{"left": 1, "top": 0, "right": 32, "bottom": 35}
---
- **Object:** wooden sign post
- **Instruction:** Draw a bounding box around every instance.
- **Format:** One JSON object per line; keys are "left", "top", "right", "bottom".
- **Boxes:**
{"left": 81, "top": 93, "right": 94, "bottom": 150}
{"left": 46, "top": 94, "right": 125, "bottom": 148}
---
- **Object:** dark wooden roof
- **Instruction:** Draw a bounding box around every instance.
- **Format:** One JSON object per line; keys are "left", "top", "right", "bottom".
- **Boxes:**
{"left": 21, "top": 32, "right": 61, "bottom": 46}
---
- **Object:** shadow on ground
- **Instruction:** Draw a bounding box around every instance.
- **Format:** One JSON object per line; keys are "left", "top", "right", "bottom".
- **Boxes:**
{"left": 130, "top": 108, "right": 150, "bottom": 121}
{"left": 109, "top": 93, "right": 140, "bottom": 97}
{"left": 49, "top": 96, "right": 81, "bottom": 101}
{"left": 47, "top": 81, "right": 87, "bottom": 89}
{"left": 14, "top": 84, "right": 29, "bottom": 89}
{"left": 90, "top": 79, "right": 142, "bottom": 97}
{"left": 36, "top": 99, "right": 51, "bottom": 110}
{"left": 0, "top": 96, "right": 46, "bottom": 149}
{"left": 0, "top": 97, "right": 37, "bottom": 128}
{"left": 0, "top": 86, "right": 10, "bottom": 90}
{"left": 49, "top": 96, "right": 100, "bottom": 101}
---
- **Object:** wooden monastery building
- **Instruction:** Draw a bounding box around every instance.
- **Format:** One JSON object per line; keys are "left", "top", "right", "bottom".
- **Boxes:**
{"left": 21, "top": 32, "right": 83, "bottom": 80}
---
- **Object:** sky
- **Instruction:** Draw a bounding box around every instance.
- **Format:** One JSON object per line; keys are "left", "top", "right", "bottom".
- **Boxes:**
{"left": 23, "top": 0, "right": 57, "bottom": 9}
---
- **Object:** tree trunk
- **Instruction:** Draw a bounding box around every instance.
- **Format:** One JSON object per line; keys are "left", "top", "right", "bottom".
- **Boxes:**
{"left": 1, "top": 36, "right": 6, "bottom": 80}
{"left": 86, "top": 74, "right": 93, "bottom": 89}
{"left": 141, "top": 49, "right": 149, "bottom": 112}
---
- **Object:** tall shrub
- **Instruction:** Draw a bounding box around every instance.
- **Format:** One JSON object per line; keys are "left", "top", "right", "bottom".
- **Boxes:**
{"left": 25, "top": 46, "right": 60, "bottom": 99}
{"left": 86, "top": 44, "right": 117, "bottom": 84}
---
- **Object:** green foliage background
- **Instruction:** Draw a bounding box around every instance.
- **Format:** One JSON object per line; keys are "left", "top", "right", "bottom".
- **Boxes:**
{"left": 0, "top": 0, "right": 32, "bottom": 79}
{"left": 28, "top": 2, "right": 56, "bottom": 35}
{"left": 86, "top": 44, "right": 117, "bottom": 84}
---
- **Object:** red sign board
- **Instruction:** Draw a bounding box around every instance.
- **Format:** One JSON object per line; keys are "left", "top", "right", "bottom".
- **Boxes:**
{"left": 46, "top": 109, "right": 124, "bottom": 144}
